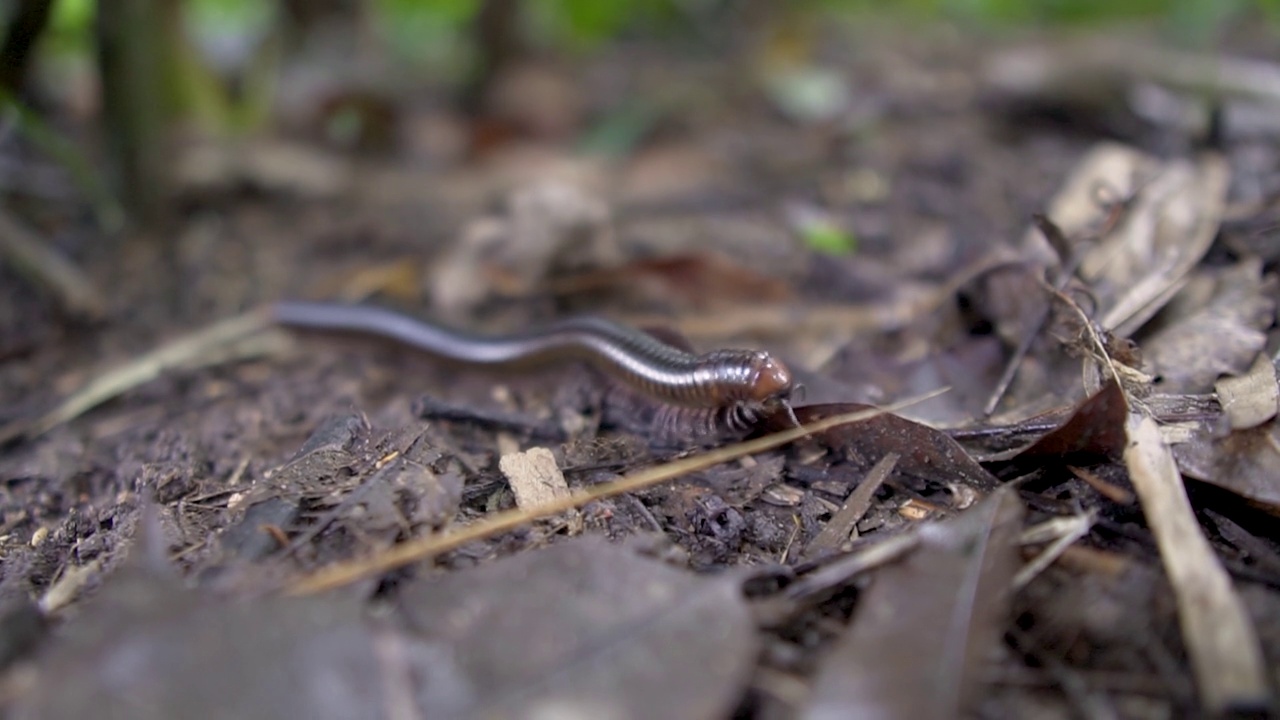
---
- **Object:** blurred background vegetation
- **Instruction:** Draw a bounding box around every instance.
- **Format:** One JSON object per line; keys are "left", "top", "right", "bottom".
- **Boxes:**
{"left": 2, "top": 0, "right": 1278, "bottom": 232}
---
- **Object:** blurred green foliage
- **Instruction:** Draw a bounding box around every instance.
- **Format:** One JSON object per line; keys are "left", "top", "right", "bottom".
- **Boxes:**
{"left": 524, "top": 0, "right": 676, "bottom": 48}
{"left": 36, "top": 0, "right": 1275, "bottom": 69}
{"left": 185, "top": 0, "right": 274, "bottom": 50}
{"left": 800, "top": 223, "right": 859, "bottom": 255}
{"left": 375, "top": 0, "right": 478, "bottom": 70}
{"left": 45, "top": 0, "right": 92, "bottom": 55}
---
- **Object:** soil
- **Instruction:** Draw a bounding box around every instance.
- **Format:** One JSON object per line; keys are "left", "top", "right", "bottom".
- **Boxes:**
{"left": 1, "top": 18, "right": 1278, "bottom": 720}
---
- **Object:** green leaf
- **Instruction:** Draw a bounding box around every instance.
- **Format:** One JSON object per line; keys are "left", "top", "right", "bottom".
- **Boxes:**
{"left": 802, "top": 224, "right": 858, "bottom": 255}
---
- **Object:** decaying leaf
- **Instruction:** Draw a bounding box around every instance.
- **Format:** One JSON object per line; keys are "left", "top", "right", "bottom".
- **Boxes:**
{"left": 548, "top": 251, "right": 794, "bottom": 310}
{"left": 1171, "top": 419, "right": 1280, "bottom": 513}
{"left": 176, "top": 137, "right": 351, "bottom": 199}
{"left": 397, "top": 538, "right": 758, "bottom": 720}
{"left": 1140, "top": 260, "right": 1274, "bottom": 393}
{"left": 805, "top": 486, "right": 1024, "bottom": 720}
{"left": 780, "top": 403, "right": 999, "bottom": 492}
{"left": 14, "top": 524, "right": 397, "bottom": 720}
{"left": 984, "top": 40, "right": 1280, "bottom": 134}
{"left": 429, "top": 181, "right": 619, "bottom": 317}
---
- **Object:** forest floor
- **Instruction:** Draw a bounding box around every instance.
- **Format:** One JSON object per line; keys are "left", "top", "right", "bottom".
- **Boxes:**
{"left": 1, "top": 19, "right": 1279, "bottom": 719}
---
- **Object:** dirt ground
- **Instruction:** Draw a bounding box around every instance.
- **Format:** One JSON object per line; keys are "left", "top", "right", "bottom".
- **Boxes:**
{"left": 1, "top": 18, "right": 1279, "bottom": 720}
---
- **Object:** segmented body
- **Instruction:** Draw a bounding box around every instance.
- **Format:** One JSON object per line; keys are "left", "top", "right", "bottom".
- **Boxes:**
{"left": 270, "top": 301, "right": 794, "bottom": 433}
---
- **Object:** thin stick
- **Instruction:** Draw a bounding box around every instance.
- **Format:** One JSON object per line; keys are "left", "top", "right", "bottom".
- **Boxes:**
{"left": 0, "top": 207, "right": 106, "bottom": 320}
{"left": 804, "top": 451, "right": 900, "bottom": 557}
{"left": 287, "top": 390, "right": 948, "bottom": 596}
{"left": 7, "top": 310, "right": 279, "bottom": 441}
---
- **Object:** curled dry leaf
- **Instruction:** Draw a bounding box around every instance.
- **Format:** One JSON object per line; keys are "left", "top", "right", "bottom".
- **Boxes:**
{"left": 1023, "top": 142, "right": 1228, "bottom": 338}
{"left": 992, "top": 378, "right": 1129, "bottom": 472}
{"left": 1215, "top": 353, "right": 1279, "bottom": 431}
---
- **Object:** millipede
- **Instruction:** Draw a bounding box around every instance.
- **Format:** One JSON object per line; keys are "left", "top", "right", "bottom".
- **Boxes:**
{"left": 267, "top": 301, "right": 795, "bottom": 437}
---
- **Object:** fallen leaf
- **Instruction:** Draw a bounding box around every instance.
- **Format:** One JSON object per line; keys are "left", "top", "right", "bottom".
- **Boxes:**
{"left": 1021, "top": 142, "right": 1229, "bottom": 338}
{"left": 14, "top": 521, "right": 401, "bottom": 720}
{"left": 397, "top": 538, "right": 758, "bottom": 720}
{"left": 429, "top": 181, "right": 619, "bottom": 317}
{"left": 1171, "top": 420, "right": 1280, "bottom": 513}
{"left": 1215, "top": 352, "right": 1279, "bottom": 431}
{"left": 993, "top": 378, "right": 1129, "bottom": 473}
{"left": 549, "top": 251, "right": 794, "bottom": 310}
{"left": 1141, "top": 260, "right": 1274, "bottom": 393}
{"left": 775, "top": 403, "right": 999, "bottom": 492}
{"left": 804, "top": 487, "right": 1024, "bottom": 720}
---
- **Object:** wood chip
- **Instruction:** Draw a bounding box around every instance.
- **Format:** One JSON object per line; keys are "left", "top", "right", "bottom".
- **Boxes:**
{"left": 498, "top": 446, "right": 578, "bottom": 529}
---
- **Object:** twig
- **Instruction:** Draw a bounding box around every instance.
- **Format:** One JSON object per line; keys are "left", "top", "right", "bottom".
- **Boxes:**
{"left": 0, "top": 207, "right": 106, "bottom": 320}
{"left": 1, "top": 309, "right": 281, "bottom": 443}
{"left": 804, "top": 451, "right": 899, "bottom": 557}
{"left": 1124, "top": 413, "right": 1270, "bottom": 713}
{"left": 286, "top": 390, "right": 947, "bottom": 596}
{"left": 984, "top": 199, "right": 1136, "bottom": 416}
{"left": 0, "top": 90, "right": 124, "bottom": 233}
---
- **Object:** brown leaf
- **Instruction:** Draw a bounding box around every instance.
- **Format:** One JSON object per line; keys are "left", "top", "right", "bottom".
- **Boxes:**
{"left": 1020, "top": 143, "right": 1229, "bottom": 337}
{"left": 805, "top": 487, "right": 1024, "bottom": 719}
{"left": 550, "top": 251, "right": 794, "bottom": 310}
{"left": 773, "top": 403, "right": 999, "bottom": 491}
{"left": 998, "top": 378, "right": 1129, "bottom": 471}
{"left": 1172, "top": 420, "right": 1280, "bottom": 513}
{"left": 1141, "top": 261, "right": 1274, "bottom": 393}
{"left": 397, "top": 538, "right": 758, "bottom": 720}
{"left": 14, "top": 540, "right": 394, "bottom": 720}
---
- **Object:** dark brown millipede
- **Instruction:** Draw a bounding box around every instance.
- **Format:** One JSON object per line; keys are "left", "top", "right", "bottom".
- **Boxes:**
{"left": 268, "top": 301, "right": 795, "bottom": 435}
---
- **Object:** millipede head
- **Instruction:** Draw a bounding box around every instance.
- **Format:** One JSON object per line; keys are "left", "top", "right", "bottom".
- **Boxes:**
{"left": 745, "top": 351, "right": 794, "bottom": 403}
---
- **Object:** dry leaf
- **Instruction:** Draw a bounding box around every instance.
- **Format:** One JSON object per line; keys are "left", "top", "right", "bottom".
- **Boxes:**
{"left": 776, "top": 403, "right": 999, "bottom": 492}
{"left": 1171, "top": 420, "right": 1280, "bottom": 513}
{"left": 397, "top": 539, "right": 758, "bottom": 720}
{"left": 429, "top": 181, "right": 618, "bottom": 317}
{"left": 1215, "top": 353, "right": 1279, "bottom": 431}
{"left": 499, "top": 447, "right": 571, "bottom": 512}
{"left": 805, "top": 487, "right": 1024, "bottom": 720}
{"left": 1022, "top": 142, "right": 1228, "bottom": 338}
{"left": 1141, "top": 260, "right": 1274, "bottom": 393}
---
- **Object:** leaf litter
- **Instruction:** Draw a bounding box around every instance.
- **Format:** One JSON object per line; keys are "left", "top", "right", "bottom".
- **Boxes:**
{"left": 3, "top": 25, "right": 1280, "bottom": 720}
